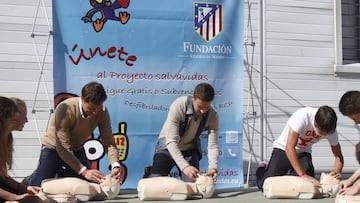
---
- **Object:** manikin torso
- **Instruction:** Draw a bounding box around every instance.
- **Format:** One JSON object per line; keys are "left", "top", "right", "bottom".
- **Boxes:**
{"left": 137, "top": 175, "right": 215, "bottom": 201}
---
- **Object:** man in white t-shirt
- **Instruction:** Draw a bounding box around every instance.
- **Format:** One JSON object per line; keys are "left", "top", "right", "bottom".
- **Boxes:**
{"left": 256, "top": 106, "right": 344, "bottom": 191}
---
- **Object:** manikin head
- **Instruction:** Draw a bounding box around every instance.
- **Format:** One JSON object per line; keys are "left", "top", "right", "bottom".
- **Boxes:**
{"left": 100, "top": 175, "right": 121, "bottom": 199}
{"left": 194, "top": 175, "right": 215, "bottom": 199}
{"left": 320, "top": 172, "right": 340, "bottom": 198}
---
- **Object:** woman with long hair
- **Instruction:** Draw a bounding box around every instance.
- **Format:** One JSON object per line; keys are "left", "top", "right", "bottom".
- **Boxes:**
{"left": 0, "top": 96, "right": 18, "bottom": 178}
{"left": 0, "top": 97, "right": 50, "bottom": 203}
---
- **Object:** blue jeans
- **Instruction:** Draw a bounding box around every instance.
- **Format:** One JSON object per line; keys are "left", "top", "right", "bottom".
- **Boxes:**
{"left": 27, "top": 146, "right": 90, "bottom": 186}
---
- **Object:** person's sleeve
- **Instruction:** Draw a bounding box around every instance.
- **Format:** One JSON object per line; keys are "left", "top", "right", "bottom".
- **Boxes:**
{"left": 54, "top": 104, "right": 83, "bottom": 172}
{"left": 99, "top": 108, "right": 119, "bottom": 165}
{"left": 165, "top": 98, "right": 189, "bottom": 171}
{"left": 327, "top": 131, "right": 339, "bottom": 146}
{"left": 207, "top": 110, "right": 219, "bottom": 171}
{"left": 0, "top": 176, "right": 27, "bottom": 194}
{"left": 287, "top": 108, "right": 307, "bottom": 133}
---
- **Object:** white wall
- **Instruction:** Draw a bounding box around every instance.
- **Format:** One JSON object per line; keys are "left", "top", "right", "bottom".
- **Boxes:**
{"left": 242, "top": 0, "right": 360, "bottom": 184}
{"left": 0, "top": 0, "right": 53, "bottom": 177}
{"left": 1, "top": 0, "right": 359, "bottom": 184}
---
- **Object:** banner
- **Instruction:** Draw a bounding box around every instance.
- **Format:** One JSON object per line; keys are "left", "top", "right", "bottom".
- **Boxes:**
{"left": 53, "top": 0, "right": 244, "bottom": 189}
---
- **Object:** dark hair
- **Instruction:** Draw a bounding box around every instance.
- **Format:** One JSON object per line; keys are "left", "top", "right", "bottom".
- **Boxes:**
{"left": 0, "top": 96, "right": 18, "bottom": 133}
{"left": 193, "top": 83, "right": 215, "bottom": 102}
{"left": 339, "top": 91, "right": 360, "bottom": 116}
{"left": 315, "top": 105, "right": 337, "bottom": 134}
{"left": 0, "top": 96, "right": 17, "bottom": 176}
{"left": 356, "top": 142, "right": 360, "bottom": 164}
{"left": 81, "top": 82, "right": 107, "bottom": 105}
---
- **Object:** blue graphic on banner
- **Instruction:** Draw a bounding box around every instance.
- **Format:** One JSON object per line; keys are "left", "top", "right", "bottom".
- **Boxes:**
{"left": 52, "top": 0, "right": 244, "bottom": 189}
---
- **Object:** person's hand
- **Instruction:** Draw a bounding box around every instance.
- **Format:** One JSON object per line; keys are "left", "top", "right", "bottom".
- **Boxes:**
{"left": 8, "top": 193, "right": 29, "bottom": 201}
{"left": 83, "top": 169, "right": 105, "bottom": 183}
{"left": 26, "top": 186, "right": 41, "bottom": 195}
{"left": 338, "top": 185, "right": 360, "bottom": 196}
{"left": 339, "top": 179, "right": 352, "bottom": 189}
{"left": 111, "top": 167, "right": 122, "bottom": 183}
{"left": 302, "top": 174, "right": 320, "bottom": 187}
{"left": 183, "top": 165, "right": 200, "bottom": 181}
{"left": 329, "top": 171, "right": 341, "bottom": 179}
{"left": 205, "top": 168, "right": 218, "bottom": 183}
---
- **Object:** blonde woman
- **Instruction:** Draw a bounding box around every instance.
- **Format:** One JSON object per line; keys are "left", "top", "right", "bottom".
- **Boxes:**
{"left": 9, "top": 97, "right": 28, "bottom": 131}
{"left": 0, "top": 96, "right": 17, "bottom": 179}
{"left": 0, "top": 97, "right": 45, "bottom": 203}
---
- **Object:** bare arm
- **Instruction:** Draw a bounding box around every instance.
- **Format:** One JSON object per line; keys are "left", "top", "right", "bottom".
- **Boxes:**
{"left": 339, "top": 179, "right": 360, "bottom": 196}
{"left": 330, "top": 143, "right": 344, "bottom": 177}
{"left": 0, "top": 187, "right": 28, "bottom": 201}
{"left": 285, "top": 128, "right": 320, "bottom": 186}
{"left": 285, "top": 128, "right": 304, "bottom": 176}
{"left": 340, "top": 168, "right": 360, "bottom": 189}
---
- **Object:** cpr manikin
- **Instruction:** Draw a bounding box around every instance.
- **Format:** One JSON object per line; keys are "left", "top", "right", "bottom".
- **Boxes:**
{"left": 335, "top": 179, "right": 360, "bottom": 203}
{"left": 263, "top": 172, "right": 340, "bottom": 199}
{"left": 335, "top": 195, "right": 360, "bottom": 203}
{"left": 41, "top": 175, "right": 121, "bottom": 202}
{"left": 137, "top": 174, "right": 215, "bottom": 200}
{"left": 4, "top": 192, "right": 58, "bottom": 203}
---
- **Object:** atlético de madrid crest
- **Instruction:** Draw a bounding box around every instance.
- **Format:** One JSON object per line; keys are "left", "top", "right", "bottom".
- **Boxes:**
{"left": 194, "top": 2, "right": 223, "bottom": 42}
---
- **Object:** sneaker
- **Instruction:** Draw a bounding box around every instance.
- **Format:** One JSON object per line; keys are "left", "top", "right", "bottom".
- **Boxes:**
{"left": 287, "top": 169, "right": 297, "bottom": 176}
{"left": 258, "top": 162, "right": 266, "bottom": 168}
{"left": 255, "top": 162, "right": 267, "bottom": 189}
{"left": 143, "top": 165, "right": 152, "bottom": 178}
{"left": 21, "top": 175, "right": 30, "bottom": 186}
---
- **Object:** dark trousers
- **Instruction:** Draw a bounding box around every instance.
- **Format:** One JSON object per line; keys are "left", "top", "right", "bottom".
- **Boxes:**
{"left": 0, "top": 195, "right": 46, "bottom": 203}
{"left": 27, "top": 146, "right": 90, "bottom": 186}
{"left": 149, "top": 149, "right": 200, "bottom": 182}
{"left": 258, "top": 148, "right": 314, "bottom": 189}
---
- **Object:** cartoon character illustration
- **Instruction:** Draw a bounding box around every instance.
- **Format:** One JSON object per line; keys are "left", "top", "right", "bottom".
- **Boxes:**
{"left": 82, "top": 0, "right": 131, "bottom": 32}
{"left": 82, "top": 122, "right": 129, "bottom": 183}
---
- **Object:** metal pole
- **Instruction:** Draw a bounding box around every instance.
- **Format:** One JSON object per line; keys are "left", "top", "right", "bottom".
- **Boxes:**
{"left": 258, "top": 0, "right": 264, "bottom": 161}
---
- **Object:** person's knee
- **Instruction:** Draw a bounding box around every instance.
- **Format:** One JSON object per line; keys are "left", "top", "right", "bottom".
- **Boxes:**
{"left": 27, "top": 174, "right": 41, "bottom": 187}
{"left": 148, "top": 173, "right": 164, "bottom": 178}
